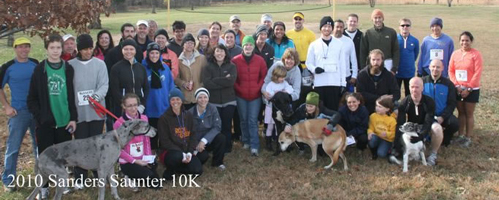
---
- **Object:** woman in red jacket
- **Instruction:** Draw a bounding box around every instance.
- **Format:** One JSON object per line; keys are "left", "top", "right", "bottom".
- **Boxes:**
{"left": 232, "top": 36, "right": 267, "bottom": 156}
{"left": 448, "top": 31, "right": 483, "bottom": 148}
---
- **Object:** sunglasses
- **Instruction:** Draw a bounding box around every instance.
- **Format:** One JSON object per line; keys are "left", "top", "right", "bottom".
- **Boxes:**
{"left": 294, "top": 18, "right": 303, "bottom": 21}
{"left": 400, "top": 24, "right": 411, "bottom": 27}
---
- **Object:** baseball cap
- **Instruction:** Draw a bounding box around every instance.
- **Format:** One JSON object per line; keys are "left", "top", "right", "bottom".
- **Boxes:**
{"left": 13, "top": 37, "right": 31, "bottom": 48}
{"left": 136, "top": 20, "right": 149, "bottom": 28}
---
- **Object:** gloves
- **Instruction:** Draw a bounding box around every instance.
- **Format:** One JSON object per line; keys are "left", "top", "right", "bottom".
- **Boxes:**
{"left": 315, "top": 67, "right": 325, "bottom": 74}
{"left": 410, "top": 135, "right": 424, "bottom": 143}
{"left": 91, "top": 94, "right": 100, "bottom": 102}
{"left": 138, "top": 105, "right": 145, "bottom": 114}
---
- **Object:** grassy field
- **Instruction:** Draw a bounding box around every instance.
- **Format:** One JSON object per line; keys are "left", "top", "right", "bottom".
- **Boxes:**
{"left": 1, "top": 3, "right": 499, "bottom": 199}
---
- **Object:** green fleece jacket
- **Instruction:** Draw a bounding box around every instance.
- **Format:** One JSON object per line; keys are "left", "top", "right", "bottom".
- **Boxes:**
{"left": 360, "top": 24, "right": 400, "bottom": 73}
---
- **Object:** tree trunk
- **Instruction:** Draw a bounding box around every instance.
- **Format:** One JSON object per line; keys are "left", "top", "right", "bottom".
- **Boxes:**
{"left": 151, "top": 0, "right": 156, "bottom": 13}
{"left": 88, "top": 14, "right": 102, "bottom": 29}
{"left": 448, "top": 0, "right": 452, "bottom": 7}
{"left": 369, "top": 0, "right": 376, "bottom": 7}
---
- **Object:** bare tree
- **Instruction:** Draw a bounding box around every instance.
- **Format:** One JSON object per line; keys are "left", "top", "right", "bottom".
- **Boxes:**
{"left": 448, "top": 0, "right": 453, "bottom": 7}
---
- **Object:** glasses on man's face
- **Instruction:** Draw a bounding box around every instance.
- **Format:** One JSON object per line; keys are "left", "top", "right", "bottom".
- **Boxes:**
{"left": 294, "top": 18, "right": 303, "bottom": 21}
{"left": 125, "top": 104, "right": 138, "bottom": 108}
{"left": 400, "top": 24, "right": 411, "bottom": 27}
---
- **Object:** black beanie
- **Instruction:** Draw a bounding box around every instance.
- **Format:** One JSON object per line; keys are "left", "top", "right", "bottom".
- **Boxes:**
{"left": 155, "top": 29, "right": 169, "bottom": 40}
{"left": 77, "top": 34, "right": 93, "bottom": 51}
{"left": 181, "top": 33, "right": 196, "bottom": 47}
{"left": 320, "top": 16, "right": 334, "bottom": 30}
{"left": 146, "top": 42, "right": 161, "bottom": 55}
{"left": 122, "top": 39, "right": 137, "bottom": 50}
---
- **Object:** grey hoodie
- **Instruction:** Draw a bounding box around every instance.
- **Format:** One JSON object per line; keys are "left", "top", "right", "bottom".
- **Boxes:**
{"left": 261, "top": 61, "right": 302, "bottom": 101}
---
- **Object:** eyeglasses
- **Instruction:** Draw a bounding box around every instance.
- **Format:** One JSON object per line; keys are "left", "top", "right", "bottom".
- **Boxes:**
{"left": 400, "top": 24, "right": 411, "bottom": 27}
{"left": 294, "top": 18, "right": 303, "bottom": 21}
{"left": 125, "top": 104, "right": 138, "bottom": 108}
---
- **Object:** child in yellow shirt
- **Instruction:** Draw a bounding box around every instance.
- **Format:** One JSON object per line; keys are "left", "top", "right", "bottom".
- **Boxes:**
{"left": 368, "top": 96, "right": 396, "bottom": 159}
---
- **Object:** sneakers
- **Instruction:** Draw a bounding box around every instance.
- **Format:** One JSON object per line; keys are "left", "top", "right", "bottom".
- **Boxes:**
{"left": 218, "top": 164, "right": 226, "bottom": 171}
{"left": 36, "top": 188, "right": 49, "bottom": 200}
{"left": 243, "top": 144, "right": 250, "bottom": 149}
{"left": 452, "top": 135, "right": 466, "bottom": 145}
{"left": 427, "top": 153, "right": 437, "bottom": 166}
{"left": 74, "top": 182, "right": 84, "bottom": 190}
{"left": 124, "top": 175, "right": 139, "bottom": 192}
{"left": 3, "top": 185, "right": 15, "bottom": 192}
{"left": 461, "top": 137, "right": 472, "bottom": 148}
{"left": 251, "top": 149, "right": 259, "bottom": 157}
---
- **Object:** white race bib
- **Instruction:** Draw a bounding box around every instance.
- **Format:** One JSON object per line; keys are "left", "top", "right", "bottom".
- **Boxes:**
{"left": 130, "top": 142, "right": 144, "bottom": 157}
{"left": 456, "top": 70, "right": 468, "bottom": 82}
{"left": 430, "top": 49, "right": 444, "bottom": 60}
{"left": 347, "top": 135, "right": 356, "bottom": 146}
{"left": 323, "top": 60, "right": 338, "bottom": 73}
{"left": 384, "top": 59, "right": 393, "bottom": 71}
{"left": 77, "top": 90, "right": 94, "bottom": 106}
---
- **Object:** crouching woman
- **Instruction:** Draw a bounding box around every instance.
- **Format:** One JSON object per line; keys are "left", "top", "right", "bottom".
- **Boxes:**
{"left": 159, "top": 88, "right": 202, "bottom": 180}
{"left": 114, "top": 93, "right": 160, "bottom": 190}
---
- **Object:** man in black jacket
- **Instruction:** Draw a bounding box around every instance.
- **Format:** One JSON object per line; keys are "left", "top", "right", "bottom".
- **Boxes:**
{"left": 356, "top": 49, "right": 400, "bottom": 114}
{"left": 393, "top": 77, "right": 443, "bottom": 166}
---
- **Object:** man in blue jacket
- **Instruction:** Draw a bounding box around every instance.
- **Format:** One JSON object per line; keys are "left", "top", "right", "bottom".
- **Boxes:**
{"left": 423, "top": 59, "right": 459, "bottom": 147}
{"left": 397, "top": 18, "right": 419, "bottom": 97}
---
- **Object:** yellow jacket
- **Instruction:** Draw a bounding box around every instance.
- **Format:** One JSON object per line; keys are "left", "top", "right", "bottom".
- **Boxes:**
{"left": 367, "top": 113, "right": 396, "bottom": 142}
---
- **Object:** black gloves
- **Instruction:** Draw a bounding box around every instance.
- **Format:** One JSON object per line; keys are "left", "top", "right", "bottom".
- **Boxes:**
{"left": 410, "top": 135, "right": 424, "bottom": 143}
{"left": 315, "top": 67, "right": 325, "bottom": 74}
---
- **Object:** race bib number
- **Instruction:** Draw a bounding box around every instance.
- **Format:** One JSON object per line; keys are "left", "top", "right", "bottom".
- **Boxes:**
{"left": 347, "top": 135, "right": 356, "bottom": 146}
{"left": 456, "top": 70, "right": 468, "bottom": 82}
{"left": 130, "top": 142, "right": 144, "bottom": 157}
{"left": 77, "top": 90, "right": 94, "bottom": 106}
{"left": 384, "top": 59, "right": 393, "bottom": 71}
{"left": 430, "top": 49, "right": 444, "bottom": 60}
{"left": 323, "top": 60, "right": 338, "bottom": 73}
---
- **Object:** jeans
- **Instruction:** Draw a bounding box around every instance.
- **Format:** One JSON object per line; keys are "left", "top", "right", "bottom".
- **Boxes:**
{"left": 2, "top": 109, "right": 37, "bottom": 185}
{"left": 236, "top": 97, "right": 261, "bottom": 150}
{"left": 368, "top": 135, "right": 392, "bottom": 158}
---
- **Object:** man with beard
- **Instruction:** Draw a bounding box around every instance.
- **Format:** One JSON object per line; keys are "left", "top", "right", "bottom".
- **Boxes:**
{"left": 104, "top": 23, "right": 143, "bottom": 131}
{"left": 357, "top": 49, "right": 400, "bottom": 114}
{"left": 306, "top": 16, "right": 346, "bottom": 111}
{"left": 360, "top": 9, "right": 399, "bottom": 75}
{"left": 333, "top": 19, "right": 358, "bottom": 93}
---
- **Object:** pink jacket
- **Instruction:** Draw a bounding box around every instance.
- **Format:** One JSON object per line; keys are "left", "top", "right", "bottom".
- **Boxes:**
{"left": 114, "top": 114, "right": 153, "bottom": 164}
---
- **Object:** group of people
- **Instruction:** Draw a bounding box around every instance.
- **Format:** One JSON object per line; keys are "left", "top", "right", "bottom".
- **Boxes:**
{"left": 1, "top": 8, "right": 482, "bottom": 198}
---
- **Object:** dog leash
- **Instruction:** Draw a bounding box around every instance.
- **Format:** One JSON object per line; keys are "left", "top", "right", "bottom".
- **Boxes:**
{"left": 88, "top": 96, "right": 119, "bottom": 120}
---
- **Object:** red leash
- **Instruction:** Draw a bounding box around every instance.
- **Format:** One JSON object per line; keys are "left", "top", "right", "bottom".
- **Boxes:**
{"left": 88, "top": 96, "right": 118, "bottom": 120}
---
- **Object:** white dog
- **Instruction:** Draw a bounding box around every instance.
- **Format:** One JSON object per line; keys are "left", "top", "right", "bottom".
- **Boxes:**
{"left": 392, "top": 122, "right": 427, "bottom": 172}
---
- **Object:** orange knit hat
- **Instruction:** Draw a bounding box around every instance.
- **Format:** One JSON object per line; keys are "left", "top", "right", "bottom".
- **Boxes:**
{"left": 371, "top": 9, "right": 384, "bottom": 19}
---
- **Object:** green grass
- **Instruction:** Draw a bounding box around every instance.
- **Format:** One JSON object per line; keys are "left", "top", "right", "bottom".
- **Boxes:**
{"left": 1, "top": 2, "right": 499, "bottom": 199}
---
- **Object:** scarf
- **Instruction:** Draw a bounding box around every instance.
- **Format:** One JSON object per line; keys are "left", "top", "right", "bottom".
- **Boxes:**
{"left": 147, "top": 58, "right": 165, "bottom": 89}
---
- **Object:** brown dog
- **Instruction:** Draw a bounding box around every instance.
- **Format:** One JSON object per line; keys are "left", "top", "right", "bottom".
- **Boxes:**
{"left": 279, "top": 118, "right": 348, "bottom": 170}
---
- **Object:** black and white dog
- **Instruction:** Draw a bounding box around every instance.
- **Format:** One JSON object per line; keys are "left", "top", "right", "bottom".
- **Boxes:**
{"left": 270, "top": 92, "right": 294, "bottom": 155}
{"left": 391, "top": 122, "right": 427, "bottom": 172}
